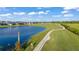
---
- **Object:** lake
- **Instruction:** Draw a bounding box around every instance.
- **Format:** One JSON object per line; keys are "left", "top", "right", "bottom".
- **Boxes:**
{"left": 0, "top": 26, "right": 45, "bottom": 51}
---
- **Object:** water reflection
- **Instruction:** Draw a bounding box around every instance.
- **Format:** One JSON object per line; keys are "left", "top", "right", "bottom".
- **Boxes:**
{"left": 0, "top": 26, "right": 45, "bottom": 50}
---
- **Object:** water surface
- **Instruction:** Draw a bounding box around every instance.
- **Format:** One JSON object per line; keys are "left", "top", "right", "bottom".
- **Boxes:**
{"left": 0, "top": 26, "right": 45, "bottom": 50}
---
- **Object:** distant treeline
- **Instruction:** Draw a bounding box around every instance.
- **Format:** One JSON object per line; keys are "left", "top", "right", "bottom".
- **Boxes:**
{"left": 61, "top": 24, "right": 79, "bottom": 35}
{"left": 51, "top": 21, "right": 79, "bottom": 23}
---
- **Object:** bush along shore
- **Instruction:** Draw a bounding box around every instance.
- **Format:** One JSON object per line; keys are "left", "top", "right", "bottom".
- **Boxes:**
{"left": 61, "top": 24, "right": 79, "bottom": 35}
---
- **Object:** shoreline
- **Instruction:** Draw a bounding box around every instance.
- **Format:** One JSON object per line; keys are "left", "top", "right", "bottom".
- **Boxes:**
{"left": 25, "top": 23, "right": 55, "bottom": 51}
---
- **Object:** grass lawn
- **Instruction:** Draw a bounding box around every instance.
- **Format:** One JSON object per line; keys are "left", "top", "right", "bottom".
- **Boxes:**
{"left": 42, "top": 23, "right": 79, "bottom": 51}
{"left": 0, "top": 25, "right": 9, "bottom": 28}
{"left": 0, "top": 24, "right": 29, "bottom": 28}
{"left": 66, "top": 23, "right": 79, "bottom": 30}
{"left": 25, "top": 23, "right": 60, "bottom": 51}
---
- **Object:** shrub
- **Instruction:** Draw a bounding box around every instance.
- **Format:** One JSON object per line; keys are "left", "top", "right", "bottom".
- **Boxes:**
{"left": 61, "top": 24, "right": 79, "bottom": 35}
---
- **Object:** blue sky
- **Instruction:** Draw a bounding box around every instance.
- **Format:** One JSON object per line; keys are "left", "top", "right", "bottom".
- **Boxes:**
{"left": 0, "top": 7, "right": 79, "bottom": 22}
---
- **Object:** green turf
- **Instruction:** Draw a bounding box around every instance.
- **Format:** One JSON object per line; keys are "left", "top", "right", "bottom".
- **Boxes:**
{"left": 42, "top": 28, "right": 79, "bottom": 51}
{"left": 0, "top": 24, "right": 29, "bottom": 28}
{"left": 66, "top": 23, "right": 79, "bottom": 30}
{"left": 25, "top": 23, "right": 60, "bottom": 51}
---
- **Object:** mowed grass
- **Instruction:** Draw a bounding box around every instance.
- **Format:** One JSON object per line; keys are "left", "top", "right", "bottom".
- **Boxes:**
{"left": 42, "top": 29, "right": 79, "bottom": 51}
{"left": 25, "top": 23, "right": 60, "bottom": 51}
{"left": 66, "top": 23, "right": 79, "bottom": 30}
{"left": 42, "top": 23, "right": 79, "bottom": 51}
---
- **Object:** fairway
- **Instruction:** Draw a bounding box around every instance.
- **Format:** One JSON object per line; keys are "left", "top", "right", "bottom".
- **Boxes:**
{"left": 42, "top": 23, "right": 79, "bottom": 51}
{"left": 66, "top": 23, "right": 79, "bottom": 30}
{"left": 25, "top": 23, "right": 60, "bottom": 51}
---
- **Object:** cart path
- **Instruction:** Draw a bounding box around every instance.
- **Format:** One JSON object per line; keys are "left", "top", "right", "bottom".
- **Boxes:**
{"left": 33, "top": 24, "right": 65, "bottom": 51}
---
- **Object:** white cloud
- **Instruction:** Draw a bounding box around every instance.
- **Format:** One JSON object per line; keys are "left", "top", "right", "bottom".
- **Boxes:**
{"left": 0, "top": 13, "right": 11, "bottom": 16}
{"left": 38, "top": 10, "right": 50, "bottom": 15}
{"left": 13, "top": 12, "right": 26, "bottom": 15}
{"left": 61, "top": 10, "right": 68, "bottom": 14}
{"left": 64, "top": 14, "right": 73, "bottom": 17}
{"left": 28, "top": 12, "right": 37, "bottom": 15}
{"left": 64, "top": 7, "right": 79, "bottom": 11}
{"left": 52, "top": 15, "right": 61, "bottom": 17}
{"left": 62, "top": 7, "right": 76, "bottom": 15}
{"left": 28, "top": 10, "right": 49, "bottom": 15}
{"left": 46, "top": 10, "right": 50, "bottom": 13}
{"left": 38, "top": 11, "right": 47, "bottom": 14}
{"left": 63, "top": 7, "right": 79, "bottom": 12}
{"left": 64, "top": 7, "right": 76, "bottom": 10}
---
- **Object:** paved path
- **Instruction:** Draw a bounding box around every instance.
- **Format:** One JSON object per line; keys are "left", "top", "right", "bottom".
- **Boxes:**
{"left": 33, "top": 24, "right": 65, "bottom": 51}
